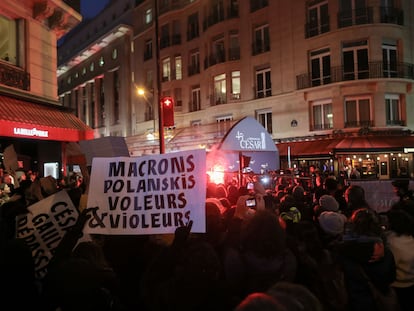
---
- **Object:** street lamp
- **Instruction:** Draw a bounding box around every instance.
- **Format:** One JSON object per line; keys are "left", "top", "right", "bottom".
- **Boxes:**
{"left": 136, "top": 86, "right": 156, "bottom": 139}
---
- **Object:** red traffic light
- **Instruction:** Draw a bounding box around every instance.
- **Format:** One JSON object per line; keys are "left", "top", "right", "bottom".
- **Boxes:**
{"left": 161, "top": 96, "right": 174, "bottom": 127}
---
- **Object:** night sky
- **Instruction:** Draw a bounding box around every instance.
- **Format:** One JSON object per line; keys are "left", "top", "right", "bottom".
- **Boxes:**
{"left": 80, "top": 0, "right": 110, "bottom": 19}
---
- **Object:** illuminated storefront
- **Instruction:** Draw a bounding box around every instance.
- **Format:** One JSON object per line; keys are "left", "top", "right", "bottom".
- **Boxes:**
{"left": 276, "top": 134, "right": 414, "bottom": 179}
{"left": 0, "top": 95, "right": 94, "bottom": 177}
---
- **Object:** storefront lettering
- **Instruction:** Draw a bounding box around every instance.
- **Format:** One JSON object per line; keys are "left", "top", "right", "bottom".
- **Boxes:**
{"left": 235, "top": 131, "right": 266, "bottom": 150}
{"left": 14, "top": 127, "right": 49, "bottom": 138}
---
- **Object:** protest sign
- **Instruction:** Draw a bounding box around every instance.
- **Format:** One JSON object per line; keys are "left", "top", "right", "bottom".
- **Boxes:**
{"left": 16, "top": 190, "right": 79, "bottom": 279}
{"left": 84, "top": 149, "right": 207, "bottom": 235}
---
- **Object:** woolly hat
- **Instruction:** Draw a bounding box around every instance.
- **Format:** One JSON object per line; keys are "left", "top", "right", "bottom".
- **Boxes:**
{"left": 319, "top": 194, "right": 339, "bottom": 212}
{"left": 318, "top": 211, "right": 346, "bottom": 235}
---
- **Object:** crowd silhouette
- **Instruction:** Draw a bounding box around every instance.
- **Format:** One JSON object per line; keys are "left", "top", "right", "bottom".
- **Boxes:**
{"left": 1, "top": 169, "right": 414, "bottom": 310}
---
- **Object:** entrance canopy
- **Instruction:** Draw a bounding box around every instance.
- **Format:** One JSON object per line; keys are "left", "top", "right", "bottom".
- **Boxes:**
{"left": 0, "top": 95, "right": 94, "bottom": 142}
{"left": 277, "top": 135, "right": 414, "bottom": 157}
{"left": 208, "top": 117, "right": 279, "bottom": 174}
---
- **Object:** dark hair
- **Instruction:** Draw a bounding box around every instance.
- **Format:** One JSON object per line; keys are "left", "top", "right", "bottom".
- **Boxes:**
{"left": 241, "top": 210, "right": 286, "bottom": 258}
{"left": 235, "top": 293, "right": 286, "bottom": 311}
{"left": 388, "top": 204, "right": 414, "bottom": 236}
{"left": 267, "top": 281, "right": 322, "bottom": 311}
{"left": 350, "top": 208, "right": 382, "bottom": 237}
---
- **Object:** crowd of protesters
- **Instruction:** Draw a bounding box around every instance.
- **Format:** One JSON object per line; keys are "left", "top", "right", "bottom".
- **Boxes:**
{"left": 1, "top": 166, "right": 414, "bottom": 311}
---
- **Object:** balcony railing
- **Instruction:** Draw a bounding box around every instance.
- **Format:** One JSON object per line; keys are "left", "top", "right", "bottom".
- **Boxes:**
{"left": 296, "top": 61, "right": 414, "bottom": 90}
{"left": 386, "top": 119, "right": 405, "bottom": 126}
{"left": 0, "top": 61, "right": 30, "bottom": 91}
{"left": 203, "top": 11, "right": 225, "bottom": 31}
{"left": 204, "top": 51, "right": 226, "bottom": 69}
{"left": 228, "top": 47, "right": 240, "bottom": 61}
{"left": 311, "top": 123, "right": 333, "bottom": 131}
{"left": 188, "top": 64, "right": 200, "bottom": 76}
{"left": 305, "top": 16, "right": 330, "bottom": 38}
{"left": 338, "top": 7, "right": 373, "bottom": 28}
{"left": 380, "top": 6, "right": 404, "bottom": 25}
{"left": 252, "top": 41, "right": 270, "bottom": 56}
{"left": 344, "top": 120, "right": 374, "bottom": 128}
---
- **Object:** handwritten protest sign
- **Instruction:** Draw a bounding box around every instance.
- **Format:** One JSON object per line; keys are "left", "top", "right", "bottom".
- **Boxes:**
{"left": 84, "top": 149, "right": 207, "bottom": 235}
{"left": 16, "top": 190, "right": 79, "bottom": 279}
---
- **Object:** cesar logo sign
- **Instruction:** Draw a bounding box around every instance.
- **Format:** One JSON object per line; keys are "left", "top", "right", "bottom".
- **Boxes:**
{"left": 235, "top": 130, "right": 266, "bottom": 150}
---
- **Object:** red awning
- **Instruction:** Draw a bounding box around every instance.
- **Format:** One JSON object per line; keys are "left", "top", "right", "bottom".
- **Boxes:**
{"left": 276, "top": 138, "right": 341, "bottom": 157}
{"left": 0, "top": 95, "right": 94, "bottom": 142}
{"left": 277, "top": 135, "right": 414, "bottom": 157}
{"left": 333, "top": 136, "right": 414, "bottom": 151}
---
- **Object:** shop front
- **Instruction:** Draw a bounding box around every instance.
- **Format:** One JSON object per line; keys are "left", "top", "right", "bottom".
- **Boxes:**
{"left": 276, "top": 133, "right": 414, "bottom": 180}
{"left": 0, "top": 95, "right": 94, "bottom": 178}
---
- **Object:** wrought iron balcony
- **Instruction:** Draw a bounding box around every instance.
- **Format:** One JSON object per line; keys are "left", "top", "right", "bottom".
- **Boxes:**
{"left": 296, "top": 61, "right": 414, "bottom": 90}
{"left": 0, "top": 61, "right": 30, "bottom": 91}
{"left": 380, "top": 6, "right": 404, "bottom": 25}
{"left": 305, "top": 16, "right": 330, "bottom": 38}
{"left": 338, "top": 7, "right": 373, "bottom": 28}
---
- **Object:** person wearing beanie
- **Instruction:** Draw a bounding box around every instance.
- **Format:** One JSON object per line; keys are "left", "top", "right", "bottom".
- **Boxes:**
{"left": 318, "top": 211, "right": 346, "bottom": 236}
{"left": 314, "top": 194, "right": 339, "bottom": 218}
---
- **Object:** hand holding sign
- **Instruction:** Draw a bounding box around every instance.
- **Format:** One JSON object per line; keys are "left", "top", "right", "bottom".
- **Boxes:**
{"left": 172, "top": 220, "right": 193, "bottom": 248}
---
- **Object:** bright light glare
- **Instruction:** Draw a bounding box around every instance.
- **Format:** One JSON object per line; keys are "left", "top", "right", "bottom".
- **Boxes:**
{"left": 261, "top": 176, "right": 270, "bottom": 184}
{"left": 207, "top": 165, "right": 225, "bottom": 184}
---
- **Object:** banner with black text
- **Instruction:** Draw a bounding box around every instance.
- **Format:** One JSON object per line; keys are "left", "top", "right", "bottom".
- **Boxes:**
{"left": 16, "top": 190, "right": 79, "bottom": 279}
{"left": 84, "top": 149, "right": 207, "bottom": 235}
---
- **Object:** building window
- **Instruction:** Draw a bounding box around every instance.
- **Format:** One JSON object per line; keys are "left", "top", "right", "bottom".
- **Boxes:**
{"left": 338, "top": 0, "right": 372, "bottom": 28}
{"left": 382, "top": 42, "right": 397, "bottom": 78}
{"left": 213, "top": 37, "right": 225, "bottom": 64}
{"left": 0, "top": 15, "right": 18, "bottom": 66}
{"left": 229, "top": 32, "right": 240, "bottom": 60}
{"left": 231, "top": 70, "right": 241, "bottom": 100}
{"left": 214, "top": 73, "right": 227, "bottom": 105}
{"left": 191, "top": 86, "right": 201, "bottom": 112}
{"left": 380, "top": 0, "right": 403, "bottom": 25}
{"left": 306, "top": 0, "right": 329, "bottom": 38}
{"left": 90, "top": 82, "right": 95, "bottom": 128}
{"left": 255, "top": 68, "right": 271, "bottom": 98}
{"left": 385, "top": 94, "right": 402, "bottom": 125}
{"left": 310, "top": 48, "right": 331, "bottom": 86}
{"left": 252, "top": 24, "right": 270, "bottom": 55}
{"left": 112, "top": 48, "right": 118, "bottom": 59}
{"left": 98, "top": 78, "right": 105, "bottom": 127}
{"left": 162, "top": 57, "right": 171, "bottom": 82}
{"left": 311, "top": 100, "right": 333, "bottom": 130}
{"left": 172, "top": 20, "right": 181, "bottom": 45}
{"left": 144, "top": 40, "right": 153, "bottom": 61}
{"left": 344, "top": 96, "right": 372, "bottom": 128}
{"left": 342, "top": 40, "right": 368, "bottom": 80}
{"left": 175, "top": 55, "right": 182, "bottom": 80}
{"left": 216, "top": 115, "right": 233, "bottom": 136}
{"left": 174, "top": 88, "right": 182, "bottom": 107}
{"left": 145, "top": 8, "right": 152, "bottom": 24}
{"left": 256, "top": 109, "right": 272, "bottom": 134}
{"left": 160, "top": 24, "right": 170, "bottom": 49}
{"left": 187, "top": 13, "right": 199, "bottom": 41}
{"left": 188, "top": 50, "right": 200, "bottom": 76}
{"left": 250, "top": 0, "right": 268, "bottom": 12}
{"left": 99, "top": 56, "right": 105, "bottom": 67}
{"left": 81, "top": 86, "right": 88, "bottom": 123}
{"left": 146, "top": 70, "right": 153, "bottom": 89}
{"left": 113, "top": 70, "right": 120, "bottom": 124}
{"left": 90, "top": 62, "right": 95, "bottom": 72}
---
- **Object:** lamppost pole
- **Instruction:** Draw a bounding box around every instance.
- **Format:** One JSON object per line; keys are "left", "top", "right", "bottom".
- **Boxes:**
{"left": 154, "top": 0, "right": 165, "bottom": 154}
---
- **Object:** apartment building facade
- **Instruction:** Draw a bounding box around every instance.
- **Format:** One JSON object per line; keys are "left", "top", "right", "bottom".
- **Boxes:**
{"left": 58, "top": 0, "right": 414, "bottom": 179}
{"left": 0, "top": 0, "right": 92, "bottom": 177}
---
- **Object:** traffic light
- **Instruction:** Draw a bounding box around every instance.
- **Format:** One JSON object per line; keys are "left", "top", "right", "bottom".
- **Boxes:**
{"left": 161, "top": 96, "right": 174, "bottom": 127}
